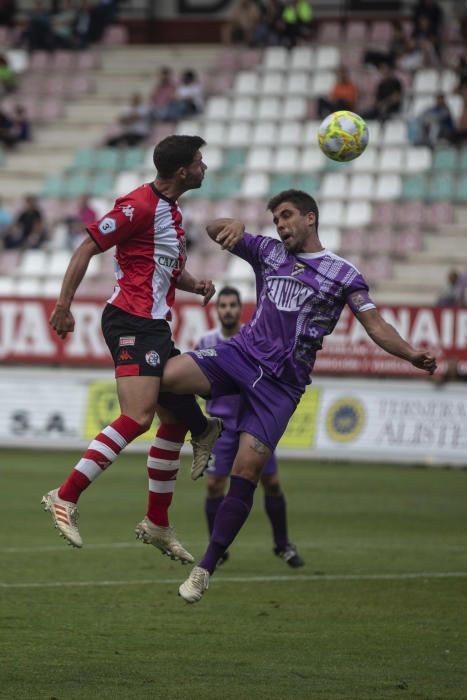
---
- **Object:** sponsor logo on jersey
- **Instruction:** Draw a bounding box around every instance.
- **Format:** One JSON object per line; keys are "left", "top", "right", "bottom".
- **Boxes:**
{"left": 325, "top": 397, "right": 365, "bottom": 443}
{"left": 119, "top": 336, "right": 136, "bottom": 347}
{"left": 118, "top": 349, "right": 133, "bottom": 361}
{"left": 145, "top": 350, "right": 160, "bottom": 367}
{"left": 156, "top": 255, "right": 179, "bottom": 269}
{"left": 291, "top": 262, "right": 306, "bottom": 276}
{"left": 121, "top": 204, "right": 134, "bottom": 221}
{"left": 194, "top": 348, "right": 218, "bottom": 359}
{"left": 98, "top": 217, "right": 117, "bottom": 235}
{"left": 266, "top": 276, "right": 313, "bottom": 311}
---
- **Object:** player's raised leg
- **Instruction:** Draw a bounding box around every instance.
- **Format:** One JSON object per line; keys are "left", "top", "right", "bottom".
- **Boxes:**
{"left": 179, "top": 432, "right": 270, "bottom": 603}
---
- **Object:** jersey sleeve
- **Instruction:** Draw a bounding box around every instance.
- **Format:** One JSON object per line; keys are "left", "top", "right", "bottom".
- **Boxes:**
{"left": 232, "top": 232, "right": 278, "bottom": 267}
{"left": 87, "top": 193, "right": 149, "bottom": 252}
{"left": 345, "top": 271, "right": 376, "bottom": 316}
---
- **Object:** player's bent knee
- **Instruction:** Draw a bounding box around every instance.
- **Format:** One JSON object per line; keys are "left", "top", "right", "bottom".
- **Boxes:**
{"left": 207, "top": 476, "right": 226, "bottom": 499}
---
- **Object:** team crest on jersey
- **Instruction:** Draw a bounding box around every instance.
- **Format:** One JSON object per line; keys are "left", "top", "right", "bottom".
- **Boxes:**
{"left": 121, "top": 204, "right": 134, "bottom": 221}
{"left": 98, "top": 217, "right": 116, "bottom": 235}
{"left": 194, "top": 348, "right": 218, "bottom": 359}
{"left": 266, "top": 276, "right": 313, "bottom": 312}
{"left": 291, "top": 262, "right": 306, "bottom": 276}
{"left": 145, "top": 350, "right": 160, "bottom": 367}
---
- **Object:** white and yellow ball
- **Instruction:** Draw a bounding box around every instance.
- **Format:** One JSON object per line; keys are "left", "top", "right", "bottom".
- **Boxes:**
{"left": 318, "top": 110, "right": 369, "bottom": 162}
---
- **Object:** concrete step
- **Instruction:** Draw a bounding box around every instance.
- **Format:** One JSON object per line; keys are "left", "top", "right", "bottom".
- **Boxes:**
{"left": 435, "top": 223, "right": 466, "bottom": 237}
{"left": 409, "top": 249, "right": 467, "bottom": 265}
{"left": 2, "top": 152, "right": 72, "bottom": 176}
{"left": 62, "top": 100, "right": 122, "bottom": 125}
{"left": 424, "top": 233, "right": 466, "bottom": 254}
{"left": 373, "top": 287, "right": 435, "bottom": 305}
{"left": 0, "top": 172, "right": 43, "bottom": 197}
{"left": 392, "top": 261, "right": 459, "bottom": 282}
{"left": 34, "top": 124, "right": 103, "bottom": 147}
{"left": 454, "top": 206, "right": 467, "bottom": 225}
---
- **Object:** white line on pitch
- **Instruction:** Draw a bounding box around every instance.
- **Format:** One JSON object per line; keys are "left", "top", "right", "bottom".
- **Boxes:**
{"left": 1, "top": 572, "right": 467, "bottom": 589}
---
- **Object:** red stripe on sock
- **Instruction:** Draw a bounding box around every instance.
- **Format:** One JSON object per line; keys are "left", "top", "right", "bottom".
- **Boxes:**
{"left": 148, "top": 468, "right": 178, "bottom": 481}
{"left": 95, "top": 432, "right": 121, "bottom": 453}
{"left": 157, "top": 423, "right": 187, "bottom": 442}
{"left": 147, "top": 492, "right": 172, "bottom": 528}
{"left": 114, "top": 415, "right": 146, "bottom": 442}
{"left": 149, "top": 446, "right": 181, "bottom": 461}
{"left": 58, "top": 470, "right": 91, "bottom": 503}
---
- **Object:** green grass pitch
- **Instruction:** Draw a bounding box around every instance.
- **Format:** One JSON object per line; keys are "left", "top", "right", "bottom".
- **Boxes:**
{"left": 1, "top": 449, "right": 467, "bottom": 700}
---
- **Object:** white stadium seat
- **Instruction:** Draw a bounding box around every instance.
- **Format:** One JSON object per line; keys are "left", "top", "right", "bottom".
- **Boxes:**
{"left": 273, "top": 146, "right": 300, "bottom": 172}
{"left": 320, "top": 226, "right": 342, "bottom": 250}
{"left": 0, "top": 277, "right": 14, "bottom": 294}
{"left": 260, "top": 72, "right": 285, "bottom": 96}
{"left": 446, "top": 94, "right": 463, "bottom": 121}
{"left": 344, "top": 201, "right": 372, "bottom": 227}
{"left": 278, "top": 121, "right": 304, "bottom": 146}
{"left": 251, "top": 121, "right": 279, "bottom": 146}
{"left": 205, "top": 96, "right": 230, "bottom": 121}
{"left": 404, "top": 146, "right": 432, "bottom": 173}
{"left": 226, "top": 122, "right": 251, "bottom": 147}
{"left": 365, "top": 120, "right": 382, "bottom": 145}
{"left": 412, "top": 69, "right": 439, "bottom": 94}
{"left": 233, "top": 71, "right": 260, "bottom": 96}
{"left": 299, "top": 146, "right": 326, "bottom": 172}
{"left": 375, "top": 173, "right": 402, "bottom": 200}
{"left": 263, "top": 46, "right": 288, "bottom": 71}
{"left": 200, "top": 145, "right": 223, "bottom": 170}
{"left": 310, "top": 71, "right": 336, "bottom": 96}
{"left": 315, "top": 46, "right": 341, "bottom": 70}
{"left": 240, "top": 173, "right": 270, "bottom": 198}
{"left": 351, "top": 146, "right": 378, "bottom": 172}
{"left": 245, "top": 147, "right": 273, "bottom": 172}
{"left": 285, "top": 72, "right": 310, "bottom": 95}
{"left": 18, "top": 250, "right": 47, "bottom": 276}
{"left": 440, "top": 69, "right": 457, "bottom": 93}
{"left": 290, "top": 46, "right": 315, "bottom": 71}
{"left": 257, "top": 97, "right": 280, "bottom": 121}
{"left": 320, "top": 172, "right": 348, "bottom": 199}
{"left": 409, "top": 95, "right": 433, "bottom": 118}
{"left": 203, "top": 121, "right": 226, "bottom": 146}
{"left": 380, "top": 148, "right": 404, "bottom": 172}
{"left": 283, "top": 96, "right": 307, "bottom": 120}
{"left": 348, "top": 173, "right": 374, "bottom": 199}
{"left": 232, "top": 96, "right": 257, "bottom": 121}
{"left": 382, "top": 120, "right": 407, "bottom": 145}
{"left": 260, "top": 224, "right": 280, "bottom": 240}
{"left": 175, "top": 119, "right": 200, "bottom": 135}
{"left": 320, "top": 200, "right": 345, "bottom": 226}
{"left": 16, "top": 278, "right": 42, "bottom": 296}
{"left": 114, "top": 172, "right": 139, "bottom": 196}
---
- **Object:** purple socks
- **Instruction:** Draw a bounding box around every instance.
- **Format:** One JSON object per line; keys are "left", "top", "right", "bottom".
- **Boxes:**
{"left": 264, "top": 494, "right": 288, "bottom": 550}
{"left": 200, "top": 475, "right": 256, "bottom": 574}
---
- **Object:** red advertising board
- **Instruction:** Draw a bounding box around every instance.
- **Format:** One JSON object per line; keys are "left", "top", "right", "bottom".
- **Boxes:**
{"left": 0, "top": 297, "right": 466, "bottom": 376}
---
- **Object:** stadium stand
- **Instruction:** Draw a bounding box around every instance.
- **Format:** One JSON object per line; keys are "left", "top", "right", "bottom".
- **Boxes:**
{"left": 1, "top": 11, "right": 467, "bottom": 305}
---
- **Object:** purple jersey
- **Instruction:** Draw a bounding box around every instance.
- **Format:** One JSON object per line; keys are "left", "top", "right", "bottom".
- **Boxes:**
{"left": 231, "top": 234, "right": 375, "bottom": 391}
{"left": 196, "top": 328, "right": 240, "bottom": 431}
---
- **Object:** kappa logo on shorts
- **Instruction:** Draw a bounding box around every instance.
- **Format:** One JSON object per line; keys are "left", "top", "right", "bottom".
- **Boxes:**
{"left": 194, "top": 348, "right": 218, "bottom": 359}
{"left": 145, "top": 350, "right": 160, "bottom": 367}
{"left": 119, "top": 336, "right": 136, "bottom": 347}
{"left": 118, "top": 349, "right": 133, "bottom": 361}
{"left": 98, "top": 217, "right": 116, "bottom": 235}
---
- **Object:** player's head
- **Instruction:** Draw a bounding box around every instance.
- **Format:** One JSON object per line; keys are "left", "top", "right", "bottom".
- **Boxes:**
{"left": 153, "top": 135, "right": 207, "bottom": 191}
{"left": 267, "top": 189, "right": 319, "bottom": 254}
{"left": 216, "top": 286, "right": 242, "bottom": 332}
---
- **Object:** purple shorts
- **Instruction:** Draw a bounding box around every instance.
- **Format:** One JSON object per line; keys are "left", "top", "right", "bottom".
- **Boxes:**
{"left": 207, "top": 427, "right": 278, "bottom": 477}
{"left": 189, "top": 342, "right": 301, "bottom": 451}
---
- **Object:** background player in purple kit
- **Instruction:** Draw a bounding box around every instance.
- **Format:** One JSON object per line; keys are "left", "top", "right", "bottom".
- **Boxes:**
{"left": 197, "top": 285, "right": 304, "bottom": 568}
{"left": 160, "top": 189, "right": 437, "bottom": 603}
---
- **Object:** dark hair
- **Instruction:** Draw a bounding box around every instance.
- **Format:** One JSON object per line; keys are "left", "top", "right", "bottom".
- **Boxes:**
{"left": 153, "top": 135, "right": 206, "bottom": 178}
{"left": 267, "top": 189, "right": 319, "bottom": 230}
{"left": 217, "top": 286, "right": 242, "bottom": 305}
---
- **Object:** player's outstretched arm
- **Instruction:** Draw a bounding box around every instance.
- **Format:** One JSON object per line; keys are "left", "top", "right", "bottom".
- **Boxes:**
{"left": 206, "top": 218, "right": 245, "bottom": 250}
{"left": 176, "top": 269, "right": 215, "bottom": 306}
{"left": 49, "top": 236, "right": 101, "bottom": 339}
{"left": 357, "top": 308, "right": 437, "bottom": 374}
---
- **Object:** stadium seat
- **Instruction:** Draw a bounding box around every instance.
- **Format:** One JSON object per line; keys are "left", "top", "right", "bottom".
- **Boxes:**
{"left": 345, "top": 21, "right": 367, "bottom": 42}
{"left": 401, "top": 175, "right": 427, "bottom": 200}
{"left": 216, "top": 173, "right": 242, "bottom": 198}
{"left": 92, "top": 173, "right": 115, "bottom": 197}
{"left": 320, "top": 172, "right": 348, "bottom": 199}
{"left": 16, "top": 278, "right": 42, "bottom": 296}
{"left": 446, "top": 94, "right": 464, "bottom": 121}
{"left": 41, "top": 174, "right": 66, "bottom": 198}
{"left": 203, "top": 121, "right": 227, "bottom": 146}
{"left": 454, "top": 174, "right": 467, "bottom": 203}
{"left": 95, "top": 148, "right": 121, "bottom": 171}
{"left": 278, "top": 121, "right": 304, "bottom": 146}
{"left": 365, "top": 227, "right": 395, "bottom": 254}
{"left": 375, "top": 174, "right": 402, "bottom": 200}
{"left": 396, "top": 201, "right": 424, "bottom": 226}
{"left": 351, "top": 147, "right": 378, "bottom": 172}
{"left": 176, "top": 118, "right": 201, "bottom": 136}
{"left": 380, "top": 148, "right": 404, "bottom": 173}
{"left": 428, "top": 173, "right": 455, "bottom": 201}
{"left": 289, "top": 46, "right": 315, "bottom": 72}
{"left": 285, "top": 72, "right": 310, "bottom": 96}
{"left": 261, "top": 73, "right": 285, "bottom": 96}
{"left": 102, "top": 24, "right": 129, "bottom": 46}
{"left": 394, "top": 229, "right": 423, "bottom": 256}
{"left": 251, "top": 122, "right": 279, "bottom": 146}
{"left": 412, "top": 69, "right": 439, "bottom": 94}
{"left": 239, "top": 49, "right": 262, "bottom": 70}
{"left": 320, "top": 201, "right": 345, "bottom": 226}
{"left": 272, "top": 146, "right": 300, "bottom": 173}
{"left": 263, "top": 47, "right": 288, "bottom": 71}
{"left": 295, "top": 173, "right": 321, "bottom": 193}
{"left": 348, "top": 174, "right": 374, "bottom": 199}
{"left": 225, "top": 123, "right": 250, "bottom": 147}
{"left": 318, "top": 21, "right": 341, "bottom": 42}
{"left": 344, "top": 201, "right": 372, "bottom": 227}
{"left": 202, "top": 145, "right": 223, "bottom": 170}
{"left": 245, "top": 147, "right": 274, "bottom": 172}
{"left": 298, "top": 147, "right": 326, "bottom": 172}
{"left": 65, "top": 174, "right": 89, "bottom": 198}
{"left": 72, "top": 148, "right": 97, "bottom": 172}
{"left": 382, "top": 120, "right": 407, "bottom": 145}
{"left": 257, "top": 97, "right": 280, "bottom": 121}
{"left": 432, "top": 147, "right": 458, "bottom": 172}
{"left": 223, "top": 148, "right": 246, "bottom": 169}
{"left": 310, "top": 72, "right": 336, "bottom": 97}
{"left": 283, "top": 97, "right": 307, "bottom": 121}
{"left": 0, "top": 277, "right": 14, "bottom": 294}
{"left": 240, "top": 173, "right": 270, "bottom": 198}
{"left": 404, "top": 147, "right": 432, "bottom": 173}
{"left": 440, "top": 69, "right": 457, "bottom": 94}
{"left": 121, "top": 148, "right": 145, "bottom": 171}
{"left": 270, "top": 173, "right": 297, "bottom": 194}
{"left": 205, "top": 97, "right": 230, "bottom": 121}
{"left": 232, "top": 96, "right": 257, "bottom": 120}
{"left": 373, "top": 201, "right": 398, "bottom": 226}
{"left": 369, "top": 21, "right": 393, "bottom": 42}
{"left": 315, "top": 46, "right": 341, "bottom": 71}
{"left": 339, "top": 227, "right": 367, "bottom": 254}
{"left": 320, "top": 226, "right": 342, "bottom": 250}
{"left": 18, "top": 250, "right": 47, "bottom": 276}
{"left": 425, "top": 201, "right": 453, "bottom": 225}
{"left": 233, "top": 71, "right": 260, "bottom": 96}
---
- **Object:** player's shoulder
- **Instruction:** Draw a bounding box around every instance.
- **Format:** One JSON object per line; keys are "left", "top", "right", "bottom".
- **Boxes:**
{"left": 196, "top": 328, "right": 221, "bottom": 349}
{"left": 114, "top": 183, "right": 154, "bottom": 220}
{"left": 323, "top": 249, "right": 363, "bottom": 275}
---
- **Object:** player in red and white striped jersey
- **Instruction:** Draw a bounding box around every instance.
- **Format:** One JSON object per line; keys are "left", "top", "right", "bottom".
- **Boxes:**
{"left": 42, "top": 135, "right": 222, "bottom": 562}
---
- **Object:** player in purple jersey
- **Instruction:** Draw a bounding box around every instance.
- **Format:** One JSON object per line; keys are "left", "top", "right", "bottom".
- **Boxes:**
{"left": 197, "top": 286, "right": 304, "bottom": 568}
{"left": 160, "top": 189, "right": 437, "bottom": 603}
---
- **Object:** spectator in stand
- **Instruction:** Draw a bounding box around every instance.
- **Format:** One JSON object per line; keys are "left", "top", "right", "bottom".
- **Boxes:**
{"left": 51, "top": 0, "right": 78, "bottom": 49}
{"left": 410, "top": 93, "right": 456, "bottom": 148}
{"left": 21, "top": 0, "right": 55, "bottom": 51}
{"left": 0, "top": 104, "right": 31, "bottom": 148}
{"left": 364, "top": 21, "right": 410, "bottom": 69}
{"left": 106, "top": 92, "right": 151, "bottom": 148}
{"left": 412, "top": 14, "right": 440, "bottom": 67}
{"left": 65, "top": 194, "right": 97, "bottom": 249}
{"left": 152, "top": 70, "right": 204, "bottom": 122}
{"left": 435, "top": 269, "right": 461, "bottom": 307}
{"left": 2, "top": 194, "right": 47, "bottom": 250}
{"left": 251, "top": 0, "right": 282, "bottom": 47}
{"left": 149, "top": 67, "right": 176, "bottom": 113}
{"left": 280, "top": 0, "right": 313, "bottom": 48}
{"left": 450, "top": 83, "right": 467, "bottom": 145}
{"left": 0, "top": 0, "right": 16, "bottom": 26}
{"left": 221, "top": 0, "right": 260, "bottom": 45}
{"left": 73, "top": 0, "right": 92, "bottom": 48}
{"left": 0, "top": 53, "right": 17, "bottom": 96}
{"left": 412, "top": 0, "right": 443, "bottom": 58}
{"left": 362, "top": 62, "right": 403, "bottom": 122}
{"left": 0, "top": 196, "right": 13, "bottom": 238}
{"left": 317, "top": 66, "right": 357, "bottom": 120}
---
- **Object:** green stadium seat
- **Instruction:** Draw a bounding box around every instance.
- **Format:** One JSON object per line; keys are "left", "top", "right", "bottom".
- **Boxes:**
{"left": 295, "top": 173, "right": 321, "bottom": 193}
{"left": 401, "top": 174, "right": 427, "bottom": 200}
{"left": 41, "top": 174, "right": 66, "bottom": 198}
{"left": 214, "top": 173, "right": 242, "bottom": 199}
{"left": 72, "top": 148, "right": 97, "bottom": 171}
{"left": 270, "top": 174, "right": 296, "bottom": 194}
{"left": 0, "top": 146, "right": 5, "bottom": 166}
{"left": 427, "top": 173, "right": 455, "bottom": 201}
{"left": 65, "top": 174, "right": 89, "bottom": 198}
{"left": 92, "top": 173, "right": 115, "bottom": 196}
{"left": 432, "top": 147, "right": 458, "bottom": 172}
{"left": 458, "top": 147, "right": 467, "bottom": 172}
{"left": 95, "top": 148, "right": 121, "bottom": 171}
{"left": 454, "top": 174, "right": 467, "bottom": 202}
{"left": 121, "top": 147, "right": 145, "bottom": 170}
{"left": 222, "top": 148, "right": 246, "bottom": 171}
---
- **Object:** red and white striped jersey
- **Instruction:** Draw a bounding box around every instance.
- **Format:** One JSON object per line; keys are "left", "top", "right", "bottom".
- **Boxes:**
{"left": 87, "top": 182, "right": 186, "bottom": 320}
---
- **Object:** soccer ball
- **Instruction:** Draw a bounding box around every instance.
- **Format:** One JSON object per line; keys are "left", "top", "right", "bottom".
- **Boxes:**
{"left": 318, "top": 111, "right": 369, "bottom": 162}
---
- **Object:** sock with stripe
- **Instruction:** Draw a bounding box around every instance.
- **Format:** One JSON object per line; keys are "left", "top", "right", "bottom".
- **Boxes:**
{"left": 58, "top": 415, "right": 145, "bottom": 503}
{"left": 200, "top": 475, "right": 256, "bottom": 575}
{"left": 146, "top": 423, "right": 187, "bottom": 527}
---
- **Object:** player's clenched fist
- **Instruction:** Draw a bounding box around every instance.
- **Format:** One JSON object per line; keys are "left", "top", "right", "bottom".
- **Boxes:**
{"left": 49, "top": 305, "right": 75, "bottom": 339}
